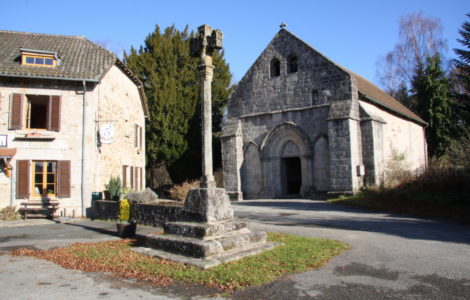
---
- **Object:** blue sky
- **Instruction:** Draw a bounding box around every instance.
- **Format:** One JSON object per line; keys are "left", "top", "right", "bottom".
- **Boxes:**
{"left": 1, "top": 0, "right": 468, "bottom": 86}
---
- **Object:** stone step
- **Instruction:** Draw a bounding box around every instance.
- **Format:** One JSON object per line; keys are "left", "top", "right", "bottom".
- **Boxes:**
{"left": 145, "top": 230, "right": 267, "bottom": 259}
{"left": 163, "top": 219, "right": 248, "bottom": 239}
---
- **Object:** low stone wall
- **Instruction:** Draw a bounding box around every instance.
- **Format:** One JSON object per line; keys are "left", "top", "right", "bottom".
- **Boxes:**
{"left": 92, "top": 200, "right": 183, "bottom": 227}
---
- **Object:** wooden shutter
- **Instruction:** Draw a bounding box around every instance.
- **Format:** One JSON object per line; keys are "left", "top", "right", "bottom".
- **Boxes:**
{"left": 48, "top": 95, "right": 61, "bottom": 132}
{"left": 122, "top": 165, "right": 127, "bottom": 188}
{"left": 57, "top": 160, "right": 71, "bottom": 198}
{"left": 140, "top": 167, "right": 143, "bottom": 191}
{"left": 130, "top": 166, "right": 134, "bottom": 190}
{"left": 135, "top": 166, "right": 139, "bottom": 191}
{"left": 10, "top": 93, "right": 23, "bottom": 130}
{"left": 16, "top": 160, "right": 30, "bottom": 199}
{"left": 139, "top": 126, "right": 143, "bottom": 149}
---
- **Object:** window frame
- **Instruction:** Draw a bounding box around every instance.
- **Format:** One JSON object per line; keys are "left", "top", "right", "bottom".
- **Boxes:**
{"left": 21, "top": 53, "right": 57, "bottom": 68}
{"left": 31, "top": 160, "right": 57, "bottom": 198}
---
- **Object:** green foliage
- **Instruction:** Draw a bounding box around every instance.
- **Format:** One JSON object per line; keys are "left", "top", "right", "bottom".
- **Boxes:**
{"left": 124, "top": 25, "right": 233, "bottom": 183}
{"left": 412, "top": 54, "right": 453, "bottom": 157}
{"left": 1, "top": 206, "right": 19, "bottom": 221}
{"left": 452, "top": 13, "right": 470, "bottom": 131}
{"left": 106, "top": 177, "right": 122, "bottom": 201}
{"left": 118, "top": 199, "right": 131, "bottom": 222}
{"left": 329, "top": 160, "right": 470, "bottom": 224}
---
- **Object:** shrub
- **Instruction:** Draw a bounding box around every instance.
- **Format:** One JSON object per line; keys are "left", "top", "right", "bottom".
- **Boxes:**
{"left": 1, "top": 206, "right": 18, "bottom": 221}
{"left": 168, "top": 179, "right": 200, "bottom": 202}
{"left": 106, "top": 176, "right": 122, "bottom": 201}
{"left": 118, "top": 199, "right": 131, "bottom": 222}
{"left": 383, "top": 148, "right": 413, "bottom": 188}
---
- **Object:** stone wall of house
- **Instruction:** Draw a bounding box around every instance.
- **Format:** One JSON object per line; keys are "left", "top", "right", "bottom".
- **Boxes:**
{"left": 90, "top": 65, "right": 146, "bottom": 195}
{"left": 0, "top": 65, "right": 146, "bottom": 216}
{"left": 0, "top": 80, "right": 90, "bottom": 215}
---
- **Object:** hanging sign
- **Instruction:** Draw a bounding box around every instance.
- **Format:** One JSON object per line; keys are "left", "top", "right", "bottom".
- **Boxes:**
{"left": 99, "top": 124, "right": 115, "bottom": 144}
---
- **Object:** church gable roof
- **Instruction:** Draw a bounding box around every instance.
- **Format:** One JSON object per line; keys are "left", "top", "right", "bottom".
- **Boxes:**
{"left": 233, "top": 29, "right": 425, "bottom": 126}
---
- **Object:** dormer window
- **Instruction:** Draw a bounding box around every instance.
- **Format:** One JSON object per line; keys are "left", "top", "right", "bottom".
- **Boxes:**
{"left": 20, "top": 48, "right": 59, "bottom": 68}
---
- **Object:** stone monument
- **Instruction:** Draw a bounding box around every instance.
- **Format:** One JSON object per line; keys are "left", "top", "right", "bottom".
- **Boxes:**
{"left": 141, "top": 25, "right": 277, "bottom": 269}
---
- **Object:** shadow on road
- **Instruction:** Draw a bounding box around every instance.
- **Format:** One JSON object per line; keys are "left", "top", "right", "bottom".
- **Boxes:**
{"left": 233, "top": 200, "right": 470, "bottom": 245}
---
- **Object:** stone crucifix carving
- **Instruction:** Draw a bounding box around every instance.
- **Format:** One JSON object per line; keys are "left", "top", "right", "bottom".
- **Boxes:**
{"left": 190, "top": 25, "right": 223, "bottom": 188}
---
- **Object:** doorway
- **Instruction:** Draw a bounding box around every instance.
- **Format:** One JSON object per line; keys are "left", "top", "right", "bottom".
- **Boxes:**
{"left": 283, "top": 157, "right": 302, "bottom": 195}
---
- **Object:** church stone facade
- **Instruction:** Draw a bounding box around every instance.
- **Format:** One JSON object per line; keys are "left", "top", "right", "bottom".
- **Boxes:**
{"left": 221, "top": 29, "right": 427, "bottom": 200}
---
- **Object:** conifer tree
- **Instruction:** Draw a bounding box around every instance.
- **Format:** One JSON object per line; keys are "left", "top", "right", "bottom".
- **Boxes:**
{"left": 452, "top": 13, "right": 470, "bottom": 129}
{"left": 412, "top": 55, "right": 453, "bottom": 157}
{"left": 124, "top": 25, "right": 232, "bottom": 185}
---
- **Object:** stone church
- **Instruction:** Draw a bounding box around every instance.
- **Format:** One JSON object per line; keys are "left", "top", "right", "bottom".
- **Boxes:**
{"left": 221, "top": 29, "right": 427, "bottom": 200}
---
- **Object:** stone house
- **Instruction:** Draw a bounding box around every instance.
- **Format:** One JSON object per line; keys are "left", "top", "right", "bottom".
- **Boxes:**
{"left": 0, "top": 30, "right": 148, "bottom": 217}
{"left": 221, "top": 29, "right": 427, "bottom": 200}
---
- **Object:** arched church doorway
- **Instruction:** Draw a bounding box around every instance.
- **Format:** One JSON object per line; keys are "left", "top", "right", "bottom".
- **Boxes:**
{"left": 282, "top": 157, "right": 301, "bottom": 194}
{"left": 260, "top": 122, "right": 313, "bottom": 198}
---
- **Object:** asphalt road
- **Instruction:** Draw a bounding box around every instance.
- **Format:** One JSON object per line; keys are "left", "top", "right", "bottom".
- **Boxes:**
{"left": 0, "top": 199, "right": 469, "bottom": 299}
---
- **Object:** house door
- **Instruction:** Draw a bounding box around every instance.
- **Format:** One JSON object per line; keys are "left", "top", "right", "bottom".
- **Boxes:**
{"left": 283, "top": 157, "right": 302, "bottom": 195}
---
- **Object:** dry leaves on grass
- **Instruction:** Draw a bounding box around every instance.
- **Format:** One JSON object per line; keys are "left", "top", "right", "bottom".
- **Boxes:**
{"left": 10, "top": 240, "right": 173, "bottom": 287}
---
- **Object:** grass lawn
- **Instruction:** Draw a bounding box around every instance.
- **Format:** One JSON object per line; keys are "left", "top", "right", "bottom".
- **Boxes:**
{"left": 10, "top": 233, "right": 349, "bottom": 292}
{"left": 328, "top": 188, "right": 470, "bottom": 224}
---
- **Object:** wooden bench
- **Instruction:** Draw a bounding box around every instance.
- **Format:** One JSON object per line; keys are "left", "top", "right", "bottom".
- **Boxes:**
{"left": 20, "top": 201, "right": 59, "bottom": 220}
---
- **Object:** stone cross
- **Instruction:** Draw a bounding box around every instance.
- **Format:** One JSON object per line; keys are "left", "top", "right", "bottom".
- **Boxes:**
{"left": 190, "top": 25, "right": 223, "bottom": 189}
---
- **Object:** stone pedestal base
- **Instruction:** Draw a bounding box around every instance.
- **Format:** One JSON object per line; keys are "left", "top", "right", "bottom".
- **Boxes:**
{"left": 141, "top": 188, "right": 276, "bottom": 268}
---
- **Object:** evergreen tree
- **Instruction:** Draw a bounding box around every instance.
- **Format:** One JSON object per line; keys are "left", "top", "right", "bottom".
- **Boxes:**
{"left": 452, "top": 13, "right": 470, "bottom": 129}
{"left": 412, "top": 55, "right": 453, "bottom": 157}
{"left": 124, "top": 25, "right": 232, "bottom": 185}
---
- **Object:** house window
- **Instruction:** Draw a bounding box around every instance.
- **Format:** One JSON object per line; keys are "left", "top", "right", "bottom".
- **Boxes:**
{"left": 270, "top": 58, "right": 281, "bottom": 78}
{"left": 16, "top": 160, "right": 70, "bottom": 199}
{"left": 9, "top": 93, "right": 61, "bottom": 132}
{"left": 27, "top": 95, "right": 49, "bottom": 129}
{"left": 287, "top": 55, "right": 298, "bottom": 73}
{"left": 32, "top": 161, "right": 56, "bottom": 197}
{"left": 134, "top": 124, "right": 143, "bottom": 149}
{"left": 21, "top": 49, "right": 58, "bottom": 68}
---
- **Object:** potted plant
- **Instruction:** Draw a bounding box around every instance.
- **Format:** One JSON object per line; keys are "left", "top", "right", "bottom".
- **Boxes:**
{"left": 106, "top": 176, "right": 122, "bottom": 201}
{"left": 116, "top": 198, "right": 136, "bottom": 238}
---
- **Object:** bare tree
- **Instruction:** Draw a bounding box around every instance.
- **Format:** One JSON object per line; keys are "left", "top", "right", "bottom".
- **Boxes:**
{"left": 376, "top": 12, "right": 447, "bottom": 101}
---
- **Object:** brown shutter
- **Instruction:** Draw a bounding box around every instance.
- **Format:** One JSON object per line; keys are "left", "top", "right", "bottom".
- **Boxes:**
{"left": 10, "top": 93, "right": 23, "bottom": 130}
{"left": 139, "top": 126, "right": 143, "bottom": 149}
{"left": 57, "top": 160, "right": 71, "bottom": 198}
{"left": 130, "top": 166, "right": 134, "bottom": 190}
{"left": 140, "top": 167, "right": 143, "bottom": 191}
{"left": 48, "top": 95, "right": 61, "bottom": 132}
{"left": 16, "top": 160, "right": 30, "bottom": 199}
{"left": 122, "top": 165, "right": 127, "bottom": 188}
{"left": 135, "top": 166, "right": 139, "bottom": 191}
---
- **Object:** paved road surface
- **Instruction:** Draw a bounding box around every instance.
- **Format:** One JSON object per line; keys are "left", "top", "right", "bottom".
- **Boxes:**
{"left": 0, "top": 199, "right": 469, "bottom": 299}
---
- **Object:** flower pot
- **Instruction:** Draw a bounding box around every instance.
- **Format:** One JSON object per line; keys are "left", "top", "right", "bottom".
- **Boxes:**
{"left": 116, "top": 222, "right": 137, "bottom": 238}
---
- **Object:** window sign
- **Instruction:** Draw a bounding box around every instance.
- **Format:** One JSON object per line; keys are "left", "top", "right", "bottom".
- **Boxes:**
{"left": 0, "top": 135, "right": 7, "bottom": 147}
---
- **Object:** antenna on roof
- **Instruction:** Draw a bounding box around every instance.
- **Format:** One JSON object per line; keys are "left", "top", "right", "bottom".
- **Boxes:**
{"left": 280, "top": 22, "right": 287, "bottom": 29}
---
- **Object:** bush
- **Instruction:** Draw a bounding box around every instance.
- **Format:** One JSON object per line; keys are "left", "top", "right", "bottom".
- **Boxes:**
{"left": 106, "top": 177, "right": 122, "bottom": 201}
{"left": 168, "top": 179, "right": 200, "bottom": 202}
{"left": 118, "top": 199, "right": 131, "bottom": 222}
{"left": 1, "top": 206, "right": 19, "bottom": 221}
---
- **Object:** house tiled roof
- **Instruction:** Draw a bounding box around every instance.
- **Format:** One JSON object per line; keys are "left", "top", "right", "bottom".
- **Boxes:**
{"left": 280, "top": 30, "right": 426, "bottom": 125}
{"left": 0, "top": 30, "right": 149, "bottom": 117}
{"left": 0, "top": 30, "right": 116, "bottom": 81}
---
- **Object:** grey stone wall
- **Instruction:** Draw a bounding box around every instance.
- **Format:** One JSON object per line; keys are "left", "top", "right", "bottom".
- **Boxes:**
{"left": 223, "top": 30, "right": 360, "bottom": 198}
{"left": 92, "top": 200, "right": 183, "bottom": 227}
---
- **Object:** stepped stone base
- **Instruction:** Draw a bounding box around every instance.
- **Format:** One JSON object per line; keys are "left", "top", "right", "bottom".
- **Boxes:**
{"left": 141, "top": 187, "right": 277, "bottom": 268}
